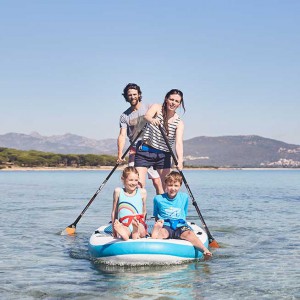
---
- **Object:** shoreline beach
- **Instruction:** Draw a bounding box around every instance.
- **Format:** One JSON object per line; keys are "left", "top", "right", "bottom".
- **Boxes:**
{"left": 1, "top": 166, "right": 299, "bottom": 171}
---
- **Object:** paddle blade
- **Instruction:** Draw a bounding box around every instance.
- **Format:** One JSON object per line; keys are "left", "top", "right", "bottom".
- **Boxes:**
{"left": 61, "top": 225, "right": 76, "bottom": 236}
{"left": 209, "top": 239, "right": 220, "bottom": 248}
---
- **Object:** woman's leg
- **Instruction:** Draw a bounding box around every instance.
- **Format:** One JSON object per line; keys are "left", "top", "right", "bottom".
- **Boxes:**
{"left": 135, "top": 166, "right": 149, "bottom": 188}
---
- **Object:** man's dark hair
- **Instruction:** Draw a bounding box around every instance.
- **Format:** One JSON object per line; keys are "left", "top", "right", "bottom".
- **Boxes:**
{"left": 122, "top": 83, "right": 142, "bottom": 102}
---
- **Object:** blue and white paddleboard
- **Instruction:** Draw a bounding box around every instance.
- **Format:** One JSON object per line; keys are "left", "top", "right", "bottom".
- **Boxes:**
{"left": 88, "top": 222, "right": 208, "bottom": 265}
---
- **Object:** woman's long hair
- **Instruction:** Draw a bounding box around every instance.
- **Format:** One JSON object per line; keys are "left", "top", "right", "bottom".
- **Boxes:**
{"left": 162, "top": 89, "right": 185, "bottom": 135}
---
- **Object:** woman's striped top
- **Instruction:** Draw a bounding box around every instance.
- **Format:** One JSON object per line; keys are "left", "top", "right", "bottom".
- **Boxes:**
{"left": 142, "top": 110, "right": 181, "bottom": 152}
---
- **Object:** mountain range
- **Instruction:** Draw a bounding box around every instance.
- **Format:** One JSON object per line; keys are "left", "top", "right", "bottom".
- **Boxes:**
{"left": 1, "top": 132, "right": 300, "bottom": 167}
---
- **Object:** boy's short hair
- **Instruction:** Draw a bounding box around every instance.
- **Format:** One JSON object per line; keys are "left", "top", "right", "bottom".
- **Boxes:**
{"left": 165, "top": 171, "right": 183, "bottom": 185}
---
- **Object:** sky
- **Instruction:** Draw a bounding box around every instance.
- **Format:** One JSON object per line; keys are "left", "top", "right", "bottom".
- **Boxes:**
{"left": 1, "top": 0, "right": 299, "bottom": 145}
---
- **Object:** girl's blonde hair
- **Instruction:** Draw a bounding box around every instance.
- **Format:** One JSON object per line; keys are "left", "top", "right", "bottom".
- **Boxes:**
{"left": 121, "top": 166, "right": 139, "bottom": 180}
{"left": 165, "top": 171, "right": 183, "bottom": 185}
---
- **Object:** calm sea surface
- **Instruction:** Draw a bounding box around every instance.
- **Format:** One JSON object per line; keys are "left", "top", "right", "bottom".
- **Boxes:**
{"left": 0, "top": 169, "right": 299, "bottom": 300}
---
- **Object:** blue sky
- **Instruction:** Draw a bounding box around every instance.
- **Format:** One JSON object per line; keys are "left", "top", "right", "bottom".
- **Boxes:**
{"left": 1, "top": 0, "right": 299, "bottom": 145}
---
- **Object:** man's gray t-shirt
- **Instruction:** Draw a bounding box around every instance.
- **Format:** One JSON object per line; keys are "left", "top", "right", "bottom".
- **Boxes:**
{"left": 119, "top": 103, "right": 151, "bottom": 143}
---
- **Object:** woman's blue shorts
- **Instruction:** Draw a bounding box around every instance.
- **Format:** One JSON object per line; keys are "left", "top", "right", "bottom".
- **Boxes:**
{"left": 134, "top": 142, "right": 171, "bottom": 170}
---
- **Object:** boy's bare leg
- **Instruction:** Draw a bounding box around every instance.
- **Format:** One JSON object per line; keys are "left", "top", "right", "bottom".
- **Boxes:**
{"left": 180, "top": 230, "right": 212, "bottom": 258}
{"left": 113, "top": 220, "right": 130, "bottom": 241}
{"left": 151, "top": 219, "right": 169, "bottom": 239}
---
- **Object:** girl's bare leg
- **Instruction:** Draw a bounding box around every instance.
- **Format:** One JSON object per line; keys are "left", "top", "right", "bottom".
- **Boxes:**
{"left": 131, "top": 218, "right": 139, "bottom": 240}
{"left": 113, "top": 220, "right": 130, "bottom": 241}
{"left": 138, "top": 222, "right": 146, "bottom": 238}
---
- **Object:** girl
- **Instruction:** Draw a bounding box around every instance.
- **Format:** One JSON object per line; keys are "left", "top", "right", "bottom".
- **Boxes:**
{"left": 111, "top": 166, "right": 147, "bottom": 240}
{"left": 134, "top": 89, "right": 185, "bottom": 191}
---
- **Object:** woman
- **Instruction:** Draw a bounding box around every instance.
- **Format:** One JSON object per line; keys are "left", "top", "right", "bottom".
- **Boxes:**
{"left": 134, "top": 89, "right": 185, "bottom": 192}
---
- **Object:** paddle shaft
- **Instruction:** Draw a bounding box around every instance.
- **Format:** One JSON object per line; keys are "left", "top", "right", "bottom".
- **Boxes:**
{"left": 68, "top": 125, "right": 146, "bottom": 228}
{"left": 158, "top": 125, "right": 217, "bottom": 245}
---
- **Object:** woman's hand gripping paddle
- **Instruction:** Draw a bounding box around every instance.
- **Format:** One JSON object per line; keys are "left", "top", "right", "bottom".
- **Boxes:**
{"left": 61, "top": 125, "right": 147, "bottom": 235}
{"left": 158, "top": 125, "right": 220, "bottom": 248}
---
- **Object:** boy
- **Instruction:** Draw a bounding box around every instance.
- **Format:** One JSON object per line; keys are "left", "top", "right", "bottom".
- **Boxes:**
{"left": 151, "top": 171, "right": 212, "bottom": 258}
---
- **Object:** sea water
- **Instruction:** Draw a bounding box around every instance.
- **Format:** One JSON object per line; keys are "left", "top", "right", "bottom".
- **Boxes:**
{"left": 0, "top": 169, "right": 299, "bottom": 299}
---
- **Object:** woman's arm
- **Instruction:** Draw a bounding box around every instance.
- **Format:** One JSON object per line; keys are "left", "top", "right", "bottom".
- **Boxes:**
{"left": 144, "top": 104, "right": 162, "bottom": 126}
{"left": 175, "top": 120, "right": 184, "bottom": 170}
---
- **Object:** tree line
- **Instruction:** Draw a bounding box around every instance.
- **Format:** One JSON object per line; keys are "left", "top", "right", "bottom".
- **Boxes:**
{"left": 0, "top": 147, "right": 118, "bottom": 168}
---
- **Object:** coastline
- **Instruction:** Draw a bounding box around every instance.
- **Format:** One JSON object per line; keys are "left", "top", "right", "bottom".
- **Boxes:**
{"left": 1, "top": 166, "right": 299, "bottom": 171}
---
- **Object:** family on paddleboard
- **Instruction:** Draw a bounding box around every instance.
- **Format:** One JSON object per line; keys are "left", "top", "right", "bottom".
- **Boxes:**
{"left": 112, "top": 83, "right": 212, "bottom": 258}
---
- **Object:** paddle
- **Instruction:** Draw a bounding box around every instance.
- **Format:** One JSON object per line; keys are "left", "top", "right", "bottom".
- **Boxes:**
{"left": 158, "top": 125, "right": 220, "bottom": 248}
{"left": 61, "top": 125, "right": 146, "bottom": 235}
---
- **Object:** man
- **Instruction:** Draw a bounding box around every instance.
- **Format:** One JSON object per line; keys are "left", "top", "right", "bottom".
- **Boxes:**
{"left": 117, "top": 83, "right": 163, "bottom": 194}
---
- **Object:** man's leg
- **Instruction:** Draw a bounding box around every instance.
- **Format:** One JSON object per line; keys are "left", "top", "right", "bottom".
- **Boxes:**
{"left": 148, "top": 167, "right": 164, "bottom": 194}
{"left": 157, "top": 168, "right": 171, "bottom": 192}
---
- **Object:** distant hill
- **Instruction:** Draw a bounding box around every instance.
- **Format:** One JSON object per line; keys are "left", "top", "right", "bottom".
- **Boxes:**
{"left": 1, "top": 132, "right": 300, "bottom": 167}
{"left": 183, "top": 135, "right": 300, "bottom": 168}
{"left": 0, "top": 132, "right": 116, "bottom": 155}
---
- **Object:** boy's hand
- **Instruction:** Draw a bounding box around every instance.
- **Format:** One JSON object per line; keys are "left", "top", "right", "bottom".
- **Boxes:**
{"left": 203, "top": 250, "right": 212, "bottom": 260}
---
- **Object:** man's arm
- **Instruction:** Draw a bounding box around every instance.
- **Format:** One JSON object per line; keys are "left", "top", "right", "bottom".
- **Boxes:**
{"left": 117, "top": 127, "right": 127, "bottom": 162}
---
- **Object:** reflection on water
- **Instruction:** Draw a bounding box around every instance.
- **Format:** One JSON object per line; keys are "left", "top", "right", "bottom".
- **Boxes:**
{"left": 90, "top": 260, "right": 211, "bottom": 299}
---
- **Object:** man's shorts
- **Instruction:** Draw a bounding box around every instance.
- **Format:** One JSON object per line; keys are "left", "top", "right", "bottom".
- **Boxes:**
{"left": 134, "top": 143, "right": 171, "bottom": 170}
{"left": 163, "top": 225, "right": 191, "bottom": 239}
{"left": 147, "top": 166, "right": 160, "bottom": 179}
